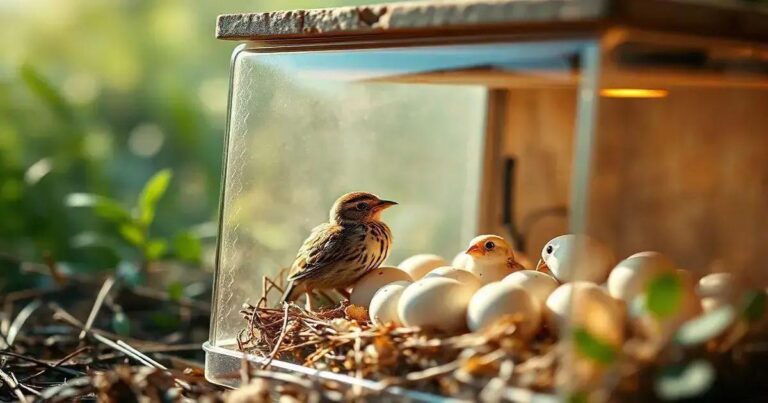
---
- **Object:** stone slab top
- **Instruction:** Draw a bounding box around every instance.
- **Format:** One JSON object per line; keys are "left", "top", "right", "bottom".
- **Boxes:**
{"left": 216, "top": 0, "right": 768, "bottom": 42}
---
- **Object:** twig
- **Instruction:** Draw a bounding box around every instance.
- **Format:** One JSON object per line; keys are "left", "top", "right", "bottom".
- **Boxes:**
{"left": 6, "top": 299, "right": 42, "bottom": 347}
{"left": 263, "top": 304, "right": 291, "bottom": 369}
{"left": 0, "top": 351, "right": 84, "bottom": 377}
{"left": 79, "top": 276, "right": 117, "bottom": 340}
{"left": 0, "top": 367, "right": 28, "bottom": 402}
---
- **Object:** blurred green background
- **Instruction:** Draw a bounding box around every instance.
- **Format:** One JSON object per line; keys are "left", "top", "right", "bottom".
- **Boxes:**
{"left": 0, "top": 0, "right": 375, "bottom": 291}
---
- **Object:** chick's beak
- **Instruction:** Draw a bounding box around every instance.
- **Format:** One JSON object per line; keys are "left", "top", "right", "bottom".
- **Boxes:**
{"left": 466, "top": 244, "right": 484, "bottom": 256}
{"left": 536, "top": 258, "right": 548, "bottom": 272}
{"left": 373, "top": 200, "right": 398, "bottom": 211}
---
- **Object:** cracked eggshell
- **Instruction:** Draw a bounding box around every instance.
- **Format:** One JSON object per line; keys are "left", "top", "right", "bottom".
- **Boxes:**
{"left": 545, "top": 282, "right": 625, "bottom": 347}
{"left": 541, "top": 234, "right": 615, "bottom": 283}
{"left": 697, "top": 273, "right": 740, "bottom": 312}
{"left": 369, "top": 281, "right": 411, "bottom": 326}
{"left": 398, "top": 254, "right": 447, "bottom": 280}
{"left": 607, "top": 251, "right": 676, "bottom": 303}
{"left": 398, "top": 277, "right": 473, "bottom": 334}
{"left": 466, "top": 282, "right": 540, "bottom": 339}
{"left": 350, "top": 266, "right": 413, "bottom": 308}
{"left": 424, "top": 266, "right": 482, "bottom": 293}
{"left": 503, "top": 270, "right": 559, "bottom": 308}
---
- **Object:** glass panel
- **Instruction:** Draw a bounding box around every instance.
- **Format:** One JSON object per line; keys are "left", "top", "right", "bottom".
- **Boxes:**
{"left": 211, "top": 41, "right": 590, "bottom": 346}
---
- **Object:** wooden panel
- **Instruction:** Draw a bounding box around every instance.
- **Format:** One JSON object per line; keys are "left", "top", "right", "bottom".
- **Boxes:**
{"left": 588, "top": 88, "right": 768, "bottom": 284}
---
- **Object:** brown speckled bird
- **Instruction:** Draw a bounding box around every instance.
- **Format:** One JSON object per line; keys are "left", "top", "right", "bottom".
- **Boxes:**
{"left": 281, "top": 192, "right": 397, "bottom": 309}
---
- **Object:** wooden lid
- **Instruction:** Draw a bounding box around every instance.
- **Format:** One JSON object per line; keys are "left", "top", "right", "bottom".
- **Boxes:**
{"left": 216, "top": 0, "right": 768, "bottom": 43}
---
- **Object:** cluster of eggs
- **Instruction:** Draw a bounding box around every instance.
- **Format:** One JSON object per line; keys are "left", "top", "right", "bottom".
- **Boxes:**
{"left": 349, "top": 234, "right": 748, "bottom": 347}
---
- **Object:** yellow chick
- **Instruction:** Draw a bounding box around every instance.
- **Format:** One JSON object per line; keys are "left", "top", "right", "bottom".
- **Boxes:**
{"left": 463, "top": 235, "right": 524, "bottom": 285}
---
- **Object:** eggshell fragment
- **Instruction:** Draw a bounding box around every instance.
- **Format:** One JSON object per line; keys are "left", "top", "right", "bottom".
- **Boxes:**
{"left": 540, "top": 234, "right": 615, "bottom": 283}
{"left": 350, "top": 266, "right": 412, "bottom": 308}
{"left": 398, "top": 254, "right": 447, "bottom": 280}
{"left": 424, "top": 266, "right": 482, "bottom": 293}
{"left": 369, "top": 281, "right": 411, "bottom": 326}
{"left": 607, "top": 251, "right": 676, "bottom": 302}
{"left": 503, "top": 270, "right": 559, "bottom": 308}
{"left": 466, "top": 282, "right": 540, "bottom": 339}
{"left": 398, "top": 277, "right": 473, "bottom": 334}
{"left": 545, "top": 282, "right": 625, "bottom": 347}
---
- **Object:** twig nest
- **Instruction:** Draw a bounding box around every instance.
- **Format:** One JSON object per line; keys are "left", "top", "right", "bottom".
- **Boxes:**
{"left": 503, "top": 270, "right": 559, "bottom": 308}
{"left": 369, "top": 281, "right": 411, "bottom": 326}
{"left": 697, "top": 272, "right": 740, "bottom": 312}
{"left": 424, "top": 266, "right": 482, "bottom": 293}
{"left": 398, "top": 254, "right": 447, "bottom": 280}
{"left": 540, "top": 234, "right": 615, "bottom": 283}
{"left": 607, "top": 251, "right": 676, "bottom": 302}
{"left": 398, "top": 277, "right": 473, "bottom": 334}
{"left": 350, "top": 266, "right": 412, "bottom": 308}
{"left": 466, "top": 282, "right": 540, "bottom": 339}
{"left": 545, "top": 282, "right": 625, "bottom": 347}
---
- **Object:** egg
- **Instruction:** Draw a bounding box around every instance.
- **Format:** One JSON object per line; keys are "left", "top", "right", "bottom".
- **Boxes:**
{"left": 451, "top": 252, "right": 471, "bottom": 269}
{"left": 350, "top": 266, "right": 412, "bottom": 308}
{"left": 503, "top": 270, "right": 559, "bottom": 308}
{"left": 540, "top": 234, "right": 615, "bottom": 283}
{"left": 466, "top": 282, "right": 540, "bottom": 339}
{"left": 545, "top": 282, "right": 625, "bottom": 347}
{"left": 369, "top": 281, "right": 410, "bottom": 326}
{"left": 398, "top": 254, "right": 448, "bottom": 280}
{"left": 398, "top": 277, "right": 473, "bottom": 334}
{"left": 607, "top": 251, "right": 676, "bottom": 302}
{"left": 424, "top": 266, "right": 482, "bottom": 293}
{"left": 468, "top": 263, "right": 514, "bottom": 285}
{"left": 697, "top": 273, "right": 740, "bottom": 312}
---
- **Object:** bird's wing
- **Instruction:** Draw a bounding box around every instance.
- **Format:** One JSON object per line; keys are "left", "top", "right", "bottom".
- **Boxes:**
{"left": 288, "top": 223, "right": 349, "bottom": 281}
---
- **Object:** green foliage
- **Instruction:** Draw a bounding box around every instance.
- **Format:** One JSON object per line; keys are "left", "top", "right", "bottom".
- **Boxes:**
{"left": 742, "top": 290, "right": 767, "bottom": 323}
{"left": 675, "top": 306, "right": 735, "bottom": 346}
{"left": 138, "top": 169, "right": 172, "bottom": 227}
{"left": 654, "top": 360, "right": 715, "bottom": 400}
{"left": 572, "top": 327, "right": 617, "bottom": 365}
{"left": 645, "top": 273, "right": 683, "bottom": 319}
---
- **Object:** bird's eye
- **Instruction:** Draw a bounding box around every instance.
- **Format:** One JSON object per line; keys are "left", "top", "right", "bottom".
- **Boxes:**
{"left": 356, "top": 202, "right": 369, "bottom": 211}
{"left": 484, "top": 241, "right": 495, "bottom": 250}
{"left": 545, "top": 245, "right": 553, "bottom": 254}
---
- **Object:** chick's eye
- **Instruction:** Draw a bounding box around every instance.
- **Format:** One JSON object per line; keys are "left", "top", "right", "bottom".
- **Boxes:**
{"left": 356, "top": 202, "right": 369, "bottom": 211}
{"left": 545, "top": 245, "right": 553, "bottom": 254}
{"left": 484, "top": 241, "right": 495, "bottom": 250}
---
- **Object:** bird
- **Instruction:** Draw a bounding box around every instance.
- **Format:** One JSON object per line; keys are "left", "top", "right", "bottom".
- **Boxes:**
{"left": 462, "top": 235, "right": 525, "bottom": 285}
{"left": 280, "top": 192, "right": 397, "bottom": 310}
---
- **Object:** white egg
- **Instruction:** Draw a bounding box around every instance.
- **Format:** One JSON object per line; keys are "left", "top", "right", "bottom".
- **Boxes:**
{"left": 451, "top": 252, "right": 471, "bottom": 269}
{"left": 545, "top": 282, "right": 625, "bottom": 347}
{"left": 398, "top": 254, "right": 448, "bottom": 280}
{"left": 369, "top": 281, "right": 411, "bottom": 326}
{"left": 607, "top": 251, "right": 676, "bottom": 302}
{"left": 540, "top": 234, "right": 615, "bottom": 283}
{"left": 468, "top": 262, "right": 514, "bottom": 285}
{"left": 398, "top": 277, "right": 473, "bottom": 334}
{"left": 466, "top": 282, "right": 540, "bottom": 339}
{"left": 696, "top": 272, "right": 741, "bottom": 312}
{"left": 424, "top": 266, "right": 482, "bottom": 293}
{"left": 350, "top": 266, "right": 412, "bottom": 308}
{"left": 503, "top": 270, "right": 559, "bottom": 308}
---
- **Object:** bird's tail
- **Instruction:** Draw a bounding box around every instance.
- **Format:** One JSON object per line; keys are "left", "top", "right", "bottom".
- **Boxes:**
{"left": 280, "top": 280, "right": 300, "bottom": 304}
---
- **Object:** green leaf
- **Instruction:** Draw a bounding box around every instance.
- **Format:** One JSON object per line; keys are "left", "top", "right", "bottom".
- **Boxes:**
{"left": 66, "top": 193, "right": 131, "bottom": 223}
{"left": 675, "top": 306, "right": 735, "bottom": 346}
{"left": 173, "top": 231, "right": 202, "bottom": 262}
{"left": 137, "top": 169, "right": 172, "bottom": 227}
{"left": 568, "top": 392, "right": 589, "bottom": 403}
{"left": 742, "top": 290, "right": 767, "bottom": 323}
{"left": 655, "top": 360, "right": 715, "bottom": 400}
{"left": 646, "top": 273, "right": 683, "bottom": 319}
{"left": 167, "top": 281, "right": 184, "bottom": 302}
{"left": 118, "top": 223, "right": 145, "bottom": 246}
{"left": 19, "top": 64, "right": 75, "bottom": 124}
{"left": 572, "top": 327, "right": 617, "bottom": 365}
{"left": 144, "top": 239, "right": 168, "bottom": 260}
{"left": 112, "top": 312, "right": 131, "bottom": 337}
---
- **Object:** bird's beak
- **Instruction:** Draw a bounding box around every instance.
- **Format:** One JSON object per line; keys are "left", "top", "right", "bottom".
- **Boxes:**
{"left": 373, "top": 200, "right": 398, "bottom": 211}
{"left": 536, "top": 258, "right": 548, "bottom": 272}
{"left": 465, "top": 244, "right": 484, "bottom": 256}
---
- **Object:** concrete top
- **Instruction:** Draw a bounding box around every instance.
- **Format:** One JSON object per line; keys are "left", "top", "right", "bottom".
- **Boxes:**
{"left": 216, "top": 0, "right": 768, "bottom": 42}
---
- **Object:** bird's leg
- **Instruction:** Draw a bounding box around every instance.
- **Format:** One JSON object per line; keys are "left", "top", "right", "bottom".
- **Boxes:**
{"left": 305, "top": 290, "right": 315, "bottom": 311}
{"left": 335, "top": 287, "right": 351, "bottom": 300}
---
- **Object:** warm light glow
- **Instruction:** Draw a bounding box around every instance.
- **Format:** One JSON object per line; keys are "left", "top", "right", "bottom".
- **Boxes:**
{"left": 600, "top": 88, "right": 668, "bottom": 98}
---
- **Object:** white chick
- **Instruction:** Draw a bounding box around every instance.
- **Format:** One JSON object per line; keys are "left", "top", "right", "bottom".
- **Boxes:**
{"left": 537, "top": 234, "right": 615, "bottom": 283}
{"left": 463, "top": 235, "right": 524, "bottom": 285}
